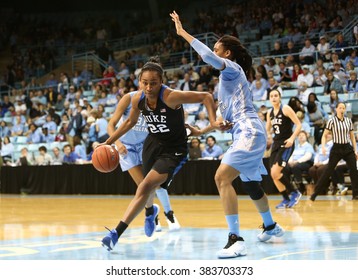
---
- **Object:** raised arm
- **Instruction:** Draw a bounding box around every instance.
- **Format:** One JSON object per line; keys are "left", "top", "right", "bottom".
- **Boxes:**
{"left": 170, "top": 11, "right": 225, "bottom": 70}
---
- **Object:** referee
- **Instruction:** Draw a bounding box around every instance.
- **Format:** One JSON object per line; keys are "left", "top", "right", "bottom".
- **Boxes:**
{"left": 310, "top": 102, "right": 358, "bottom": 201}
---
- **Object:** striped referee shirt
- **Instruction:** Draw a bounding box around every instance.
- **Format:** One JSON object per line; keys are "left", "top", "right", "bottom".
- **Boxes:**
{"left": 326, "top": 116, "right": 353, "bottom": 144}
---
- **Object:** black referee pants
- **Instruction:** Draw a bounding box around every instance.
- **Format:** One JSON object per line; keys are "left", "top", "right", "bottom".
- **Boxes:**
{"left": 312, "top": 144, "right": 358, "bottom": 198}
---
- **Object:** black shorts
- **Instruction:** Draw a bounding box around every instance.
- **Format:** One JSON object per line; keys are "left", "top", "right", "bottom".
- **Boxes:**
{"left": 142, "top": 135, "right": 188, "bottom": 189}
{"left": 270, "top": 141, "right": 295, "bottom": 168}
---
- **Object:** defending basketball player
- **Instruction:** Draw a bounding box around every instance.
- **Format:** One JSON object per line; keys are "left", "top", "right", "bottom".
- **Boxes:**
{"left": 100, "top": 57, "right": 225, "bottom": 251}
{"left": 170, "top": 10, "right": 285, "bottom": 259}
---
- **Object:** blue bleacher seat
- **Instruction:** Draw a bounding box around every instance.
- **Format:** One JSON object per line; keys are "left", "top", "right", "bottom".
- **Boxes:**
{"left": 282, "top": 89, "right": 298, "bottom": 98}
{"left": 318, "top": 95, "right": 330, "bottom": 104}
{"left": 314, "top": 86, "right": 324, "bottom": 95}
{"left": 16, "top": 136, "right": 27, "bottom": 144}
{"left": 347, "top": 99, "right": 358, "bottom": 116}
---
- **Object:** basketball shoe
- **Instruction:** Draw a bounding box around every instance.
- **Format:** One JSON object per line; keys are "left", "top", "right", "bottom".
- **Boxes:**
{"left": 144, "top": 204, "right": 160, "bottom": 237}
{"left": 276, "top": 199, "right": 290, "bottom": 209}
{"left": 217, "top": 233, "right": 247, "bottom": 258}
{"left": 164, "top": 210, "right": 181, "bottom": 231}
{"left": 287, "top": 191, "right": 302, "bottom": 208}
{"left": 102, "top": 227, "right": 118, "bottom": 251}
{"left": 257, "top": 222, "right": 285, "bottom": 242}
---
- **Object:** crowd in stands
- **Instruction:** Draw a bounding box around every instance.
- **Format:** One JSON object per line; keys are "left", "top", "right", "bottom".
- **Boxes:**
{"left": 0, "top": 0, "right": 358, "bottom": 195}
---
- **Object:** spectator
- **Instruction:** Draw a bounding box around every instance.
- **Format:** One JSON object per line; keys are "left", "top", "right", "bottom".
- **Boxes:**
{"left": 328, "top": 89, "right": 343, "bottom": 115}
{"left": 116, "top": 61, "right": 130, "bottom": 80}
{"left": 288, "top": 96, "right": 306, "bottom": 116}
{"left": 91, "top": 109, "right": 109, "bottom": 143}
{"left": 86, "top": 116, "right": 97, "bottom": 154}
{"left": 55, "top": 125, "right": 68, "bottom": 142}
{"left": 297, "top": 65, "right": 314, "bottom": 105}
{"left": 11, "top": 115, "right": 24, "bottom": 136}
{"left": 346, "top": 71, "right": 358, "bottom": 94}
{"left": 299, "top": 39, "right": 315, "bottom": 65}
{"left": 287, "top": 131, "right": 315, "bottom": 194}
{"left": 1, "top": 136, "right": 14, "bottom": 164}
{"left": 62, "top": 144, "right": 80, "bottom": 164}
{"left": 194, "top": 111, "right": 210, "bottom": 130}
{"left": 40, "top": 127, "right": 55, "bottom": 143}
{"left": 316, "top": 36, "right": 331, "bottom": 62}
{"left": 201, "top": 135, "right": 224, "bottom": 160}
{"left": 44, "top": 72, "right": 58, "bottom": 91}
{"left": 14, "top": 96, "right": 27, "bottom": 115}
{"left": 332, "top": 62, "right": 347, "bottom": 85}
{"left": 180, "top": 72, "right": 196, "bottom": 91}
{"left": 291, "top": 63, "right": 303, "bottom": 82}
{"left": 277, "top": 61, "right": 292, "bottom": 82}
{"left": 312, "top": 66, "right": 327, "bottom": 86}
{"left": 51, "top": 146, "right": 63, "bottom": 165}
{"left": 188, "top": 137, "right": 202, "bottom": 160}
{"left": 26, "top": 123, "right": 42, "bottom": 144}
{"left": 265, "top": 77, "right": 282, "bottom": 100}
{"left": 308, "top": 131, "right": 334, "bottom": 195}
{"left": 15, "top": 147, "right": 34, "bottom": 166}
{"left": 101, "top": 66, "right": 116, "bottom": 87}
{"left": 307, "top": 101, "right": 326, "bottom": 146}
{"left": 73, "top": 135, "right": 87, "bottom": 161}
{"left": 295, "top": 111, "right": 311, "bottom": 138}
{"left": 251, "top": 80, "right": 267, "bottom": 101}
{"left": 35, "top": 145, "right": 53, "bottom": 166}
{"left": 334, "top": 33, "right": 348, "bottom": 59}
{"left": 343, "top": 49, "right": 358, "bottom": 68}
{"left": 270, "top": 41, "right": 284, "bottom": 56}
{"left": 179, "top": 56, "right": 191, "bottom": 75}
{"left": 42, "top": 115, "right": 57, "bottom": 135}
{"left": 323, "top": 70, "right": 344, "bottom": 94}
{"left": 67, "top": 105, "right": 85, "bottom": 138}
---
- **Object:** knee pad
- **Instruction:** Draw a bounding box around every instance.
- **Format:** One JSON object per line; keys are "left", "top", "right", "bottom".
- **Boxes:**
{"left": 242, "top": 181, "right": 265, "bottom": 200}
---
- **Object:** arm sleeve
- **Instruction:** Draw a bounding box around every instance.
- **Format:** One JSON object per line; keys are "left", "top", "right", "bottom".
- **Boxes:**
{"left": 191, "top": 39, "right": 225, "bottom": 70}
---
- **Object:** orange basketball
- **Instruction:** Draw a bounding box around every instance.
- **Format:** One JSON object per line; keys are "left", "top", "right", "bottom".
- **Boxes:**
{"left": 92, "top": 145, "right": 119, "bottom": 173}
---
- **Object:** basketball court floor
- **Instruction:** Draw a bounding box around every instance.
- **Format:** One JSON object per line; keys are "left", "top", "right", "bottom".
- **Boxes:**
{"left": 0, "top": 194, "right": 357, "bottom": 260}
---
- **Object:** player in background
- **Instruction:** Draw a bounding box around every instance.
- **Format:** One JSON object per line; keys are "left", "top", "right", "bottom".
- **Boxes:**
{"left": 266, "top": 90, "right": 302, "bottom": 208}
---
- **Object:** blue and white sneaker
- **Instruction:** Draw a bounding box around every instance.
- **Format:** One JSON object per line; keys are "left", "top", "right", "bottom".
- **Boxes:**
{"left": 276, "top": 199, "right": 290, "bottom": 209}
{"left": 257, "top": 222, "right": 285, "bottom": 242}
{"left": 287, "top": 191, "right": 302, "bottom": 208}
{"left": 102, "top": 227, "right": 118, "bottom": 251}
{"left": 144, "top": 204, "right": 160, "bottom": 237}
